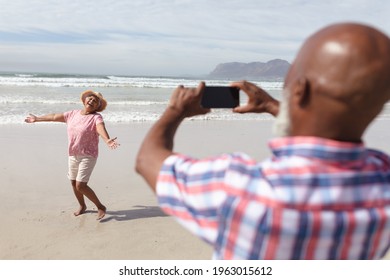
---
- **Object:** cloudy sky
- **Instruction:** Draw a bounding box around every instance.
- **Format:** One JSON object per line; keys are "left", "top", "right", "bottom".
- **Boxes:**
{"left": 0, "top": 0, "right": 389, "bottom": 76}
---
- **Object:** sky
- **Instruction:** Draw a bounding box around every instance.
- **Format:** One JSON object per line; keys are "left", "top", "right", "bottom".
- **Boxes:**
{"left": 0, "top": 0, "right": 389, "bottom": 76}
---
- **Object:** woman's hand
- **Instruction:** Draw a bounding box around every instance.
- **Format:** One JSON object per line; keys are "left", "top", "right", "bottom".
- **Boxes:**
{"left": 106, "top": 137, "right": 119, "bottom": 149}
{"left": 24, "top": 114, "right": 38, "bottom": 123}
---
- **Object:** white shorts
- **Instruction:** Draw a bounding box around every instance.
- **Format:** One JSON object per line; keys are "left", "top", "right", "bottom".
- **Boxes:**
{"left": 68, "top": 156, "right": 97, "bottom": 183}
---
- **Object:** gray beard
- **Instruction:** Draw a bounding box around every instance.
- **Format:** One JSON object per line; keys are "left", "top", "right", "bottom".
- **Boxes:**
{"left": 272, "top": 90, "right": 291, "bottom": 137}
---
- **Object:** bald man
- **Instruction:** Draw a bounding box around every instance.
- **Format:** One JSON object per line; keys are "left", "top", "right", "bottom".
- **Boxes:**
{"left": 136, "top": 23, "right": 390, "bottom": 259}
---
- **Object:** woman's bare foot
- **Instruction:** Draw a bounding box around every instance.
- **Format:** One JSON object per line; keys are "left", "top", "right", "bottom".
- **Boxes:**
{"left": 74, "top": 205, "right": 87, "bottom": 216}
{"left": 97, "top": 205, "right": 106, "bottom": 220}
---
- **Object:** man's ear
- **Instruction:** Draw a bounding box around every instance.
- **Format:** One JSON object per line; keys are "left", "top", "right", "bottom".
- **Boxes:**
{"left": 291, "top": 77, "right": 311, "bottom": 108}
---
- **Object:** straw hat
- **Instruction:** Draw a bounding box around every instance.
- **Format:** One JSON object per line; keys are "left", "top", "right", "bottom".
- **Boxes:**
{"left": 80, "top": 90, "right": 107, "bottom": 112}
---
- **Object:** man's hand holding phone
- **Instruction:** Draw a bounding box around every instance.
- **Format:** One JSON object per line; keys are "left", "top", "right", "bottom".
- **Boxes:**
{"left": 168, "top": 82, "right": 210, "bottom": 118}
{"left": 199, "top": 81, "right": 279, "bottom": 117}
{"left": 169, "top": 81, "right": 279, "bottom": 119}
{"left": 231, "top": 81, "right": 280, "bottom": 117}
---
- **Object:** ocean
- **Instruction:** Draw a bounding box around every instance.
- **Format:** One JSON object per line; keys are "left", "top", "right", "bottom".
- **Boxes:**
{"left": 1, "top": 72, "right": 389, "bottom": 125}
{"left": 0, "top": 72, "right": 285, "bottom": 125}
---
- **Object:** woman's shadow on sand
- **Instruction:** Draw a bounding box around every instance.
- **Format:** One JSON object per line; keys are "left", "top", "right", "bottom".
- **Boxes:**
{"left": 99, "top": 205, "right": 167, "bottom": 223}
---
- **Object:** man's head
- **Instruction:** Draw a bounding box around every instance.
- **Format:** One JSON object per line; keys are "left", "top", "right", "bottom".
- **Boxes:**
{"left": 280, "top": 22, "right": 390, "bottom": 142}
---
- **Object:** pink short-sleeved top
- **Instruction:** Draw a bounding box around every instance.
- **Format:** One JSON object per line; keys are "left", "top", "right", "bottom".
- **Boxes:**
{"left": 63, "top": 110, "right": 103, "bottom": 158}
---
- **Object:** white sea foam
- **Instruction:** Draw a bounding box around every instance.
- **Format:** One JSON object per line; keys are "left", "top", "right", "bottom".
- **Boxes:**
{"left": 0, "top": 72, "right": 284, "bottom": 89}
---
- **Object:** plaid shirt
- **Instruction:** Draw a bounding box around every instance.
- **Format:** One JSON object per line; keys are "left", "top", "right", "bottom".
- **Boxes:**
{"left": 157, "top": 136, "right": 390, "bottom": 259}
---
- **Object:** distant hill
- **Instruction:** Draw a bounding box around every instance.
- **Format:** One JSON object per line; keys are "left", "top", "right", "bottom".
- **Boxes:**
{"left": 208, "top": 59, "right": 291, "bottom": 80}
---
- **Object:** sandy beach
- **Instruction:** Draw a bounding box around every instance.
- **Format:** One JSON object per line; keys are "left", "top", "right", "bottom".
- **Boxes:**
{"left": 1, "top": 119, "right": 390, "bottom": 260}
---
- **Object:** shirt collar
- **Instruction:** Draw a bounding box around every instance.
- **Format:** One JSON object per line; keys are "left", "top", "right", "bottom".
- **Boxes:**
{"left": 269, "top": 136, "right": 366, "bottom": 162}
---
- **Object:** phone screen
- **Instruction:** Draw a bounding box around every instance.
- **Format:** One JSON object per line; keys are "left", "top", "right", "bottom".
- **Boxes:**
{"left": 201, "top": 86, "right": 239, "bottom": 108}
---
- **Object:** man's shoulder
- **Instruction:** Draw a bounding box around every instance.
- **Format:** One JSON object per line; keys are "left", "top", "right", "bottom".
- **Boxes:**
{"left": 161, "top": 152, "right": 262, "bottom": 175}
{"left": 167, "top": 152, "right": 258, "bottom": 163}
{"left": 366, "top": 148, "right": 390, "bottom": 163}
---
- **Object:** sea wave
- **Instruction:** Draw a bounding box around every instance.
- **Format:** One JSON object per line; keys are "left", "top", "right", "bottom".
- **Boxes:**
{"left": 3, "top": 106, "right": 390, "bottom": 125}
{"left": 0, "top": 97, "right": 167, "bottom": 106}
{"left": 0, "top": 73, "right": 284, "bottom": 90}
{"left": 0, "top": 111, "right": 274, "bottom": 125}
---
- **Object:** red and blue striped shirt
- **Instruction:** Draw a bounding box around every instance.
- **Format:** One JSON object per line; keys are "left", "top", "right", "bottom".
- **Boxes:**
{"left": 156, "top": 136, "right": 390, "bottom": 259}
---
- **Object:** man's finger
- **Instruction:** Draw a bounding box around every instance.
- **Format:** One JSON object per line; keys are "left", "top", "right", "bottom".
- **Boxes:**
{"left": 233, "top": 105, "right": 251, "bottom": 114}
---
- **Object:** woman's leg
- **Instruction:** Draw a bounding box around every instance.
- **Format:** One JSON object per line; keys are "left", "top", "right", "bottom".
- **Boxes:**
{"left": 69, "top": 156, "right": 105, "bottom": 219}
{"left": 71, "top": 180, "right": 87, "bottom": 216}
{"left": 75, "top": 181, "right": 106, "bottom": 220}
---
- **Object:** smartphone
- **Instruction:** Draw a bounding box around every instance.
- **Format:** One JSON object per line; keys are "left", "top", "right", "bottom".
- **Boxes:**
{"left": 201, "top": 86, "right": 240, "bottom": 108}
